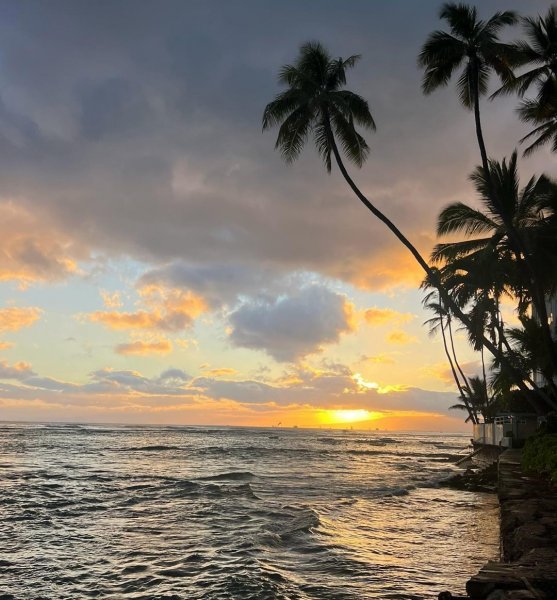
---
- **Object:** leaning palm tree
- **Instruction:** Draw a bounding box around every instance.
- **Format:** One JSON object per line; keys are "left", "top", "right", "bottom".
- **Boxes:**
{"left": 263, "top": 41, "right": 539, "bottom": 399}
{"left": 262, "top": 42, "right": 425, "bottom": 265}
{"left": 418, "top": 3, "right": 517, "bottom": 177}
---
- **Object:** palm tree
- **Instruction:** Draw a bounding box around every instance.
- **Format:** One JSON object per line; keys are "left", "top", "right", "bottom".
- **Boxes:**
{"left": 423, "top": 289, "right": 478, "bottom": 423}
{"left": 494, "top": 6, "right": 557, "bottom": 106}
{"left": 492, "top": 6, "right": 557, "bottom": 156}
{"left": 418, "top": 3, "right": 517, "bottom": 178}
{"left": 450, "top": 376, "right": 493, "bottom": 422}
{"left": 432, "top": 152, "right": 557, "bottom": 408}
{"left": 263, "top": 41, "right": 536, "bottom": 399}
{"left": 517, "top": 96, "right": 557, "bottom": 156}
{"left": 417, "top": 4, "right": 555, "bottom": 331}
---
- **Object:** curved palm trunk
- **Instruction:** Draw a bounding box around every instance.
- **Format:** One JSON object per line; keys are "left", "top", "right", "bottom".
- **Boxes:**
{"left": 437, "top": 300, "right": 478, "bottom": 423}
{"left": 480, "top": 344, "right": 488, "bottom": 411}
{"left": 447, "top": 314, "right": 472, "bottom": 391}
{"left": 327, "top": 131, "right": 543, "bottom": 405}
{"left": 471, "top": 61, "right": 557, "bottom": 382}
{"left": 445, "top": 309, "right": 479, "bottom": 421}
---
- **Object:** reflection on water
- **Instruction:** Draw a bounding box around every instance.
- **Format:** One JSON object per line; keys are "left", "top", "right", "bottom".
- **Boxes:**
{"left": 0, "top": 424, "right": 499, "bottom": 599}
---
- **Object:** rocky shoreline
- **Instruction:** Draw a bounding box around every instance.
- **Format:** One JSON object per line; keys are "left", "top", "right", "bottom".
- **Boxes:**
{"left": 439, "top": 449, "right": 557, "bottom": 600}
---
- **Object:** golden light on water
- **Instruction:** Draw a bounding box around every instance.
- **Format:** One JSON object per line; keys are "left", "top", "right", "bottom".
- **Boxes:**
{"left": 319, "top": 409, "right": 381, "bottom": 425}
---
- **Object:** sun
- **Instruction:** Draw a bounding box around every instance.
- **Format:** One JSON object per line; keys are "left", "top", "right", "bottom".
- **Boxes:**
{"left": 318, "top": 409, "right": 381, "bottom": 425}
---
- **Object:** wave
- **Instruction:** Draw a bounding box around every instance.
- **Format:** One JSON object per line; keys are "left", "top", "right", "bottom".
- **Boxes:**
{"left": 120, "top": 445, "right": 181, "bottom": 452}
{"left": 169, "top": 478, "right": 259, "bottom": 500}
{"left": 197, "top": 471, "right": 256, "bottom": 481}
{"left": 262, "top": 508, "right": 320, "bottom": 543}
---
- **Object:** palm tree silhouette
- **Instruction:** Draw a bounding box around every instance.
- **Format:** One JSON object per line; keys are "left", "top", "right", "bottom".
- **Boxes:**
{"left": 431, "top": 152, "right": 557, "bottom": 408}
{"left": 493, "top": 6, "right": 557, "bottom": 156}
{"left": 263, "top": 41, "right": 536, "bottom": 400}
{"left": 418, "top": 3, "right": 517, "bottom": 178}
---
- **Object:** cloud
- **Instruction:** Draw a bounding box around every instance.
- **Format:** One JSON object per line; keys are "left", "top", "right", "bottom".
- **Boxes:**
{"left": 100, "top": 290, "right": 123, "bottom": 308}
{"left": 386, "top": 330, "right": 418, "bottom": 345}
{"left": 0, "top": 306, "right": 42, "bottom": 332}
{"left": 364, "top": 307, "right": 414, "bottom": 326}
{"left": 156, "top": 368, "right": 191, "bottom": 384}
{"left": 359, "top": 353, "right": 396, "bottom": 365}
{"left": 202, "top": 367, "right": 238, "bottom": 377}
{"left": 0, "top": 201, "right": 86, "bottom": 286}
{"left": 138, "top": 263, "right": 277, "bottom": 308}
{"left": 0, "top": 360, "right": 35, "bottom": 380}
{"left": 115, "top": 339, "right": 173, "bottom": 356}
{"left": 87, "top": 286, "right": 207, "bottom": 332}
{"left": 0, "top": 359, "right": 462, "bottom": 427}
{"left": 228, "top": 285, "right": 355, "bottom": 362}
{"left": 425, "top": 360, "right": 482, "bottom": 386}
{"left": 0, "top": 0, "right": 539, "bottom": 303}
{"left": 0, "top": 342, "right": 14, "bottom": 351}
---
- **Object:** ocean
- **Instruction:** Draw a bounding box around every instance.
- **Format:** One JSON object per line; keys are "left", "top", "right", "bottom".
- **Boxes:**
{"left": 0, "top": 423, "right": 499, "bottom": 599}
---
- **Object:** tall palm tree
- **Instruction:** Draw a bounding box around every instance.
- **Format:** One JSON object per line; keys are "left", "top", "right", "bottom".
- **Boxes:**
{"left": 492, "top": 6, "right": 557, "bottom": 156}
{"left": 418, "top": 3, "right": 517, "bottom": 178}
{"left": 263, "top": 41, "right": 535, "bottom": 399}
{"left": 417, "top": 3, "right": 554, "bottom": 337}
{"left": 494, "top": 6, "right": 557, "bottom": 106}
{"left": 432, "top": 152, "right": 557, "bottom": 408}
{"left": 423, "top": 290, "right": 478, "bottom": 423}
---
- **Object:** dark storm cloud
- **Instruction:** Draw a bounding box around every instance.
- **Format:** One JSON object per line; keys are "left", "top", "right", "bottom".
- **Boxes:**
{"left": 0, "top": 0, "right": 553, "bottom": 291}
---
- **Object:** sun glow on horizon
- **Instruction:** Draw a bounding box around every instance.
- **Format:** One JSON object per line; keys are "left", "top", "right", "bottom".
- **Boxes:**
{"left": 318, "top": 409, "right": 382, "bottom": 425}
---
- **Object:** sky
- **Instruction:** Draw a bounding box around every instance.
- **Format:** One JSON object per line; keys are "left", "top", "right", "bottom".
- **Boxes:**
{"left": 0, "top": 0, "right": 554, "bottom": 431}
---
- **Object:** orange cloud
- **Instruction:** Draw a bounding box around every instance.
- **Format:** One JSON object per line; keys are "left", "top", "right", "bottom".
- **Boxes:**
{"left": 88, "top": 286, "right": 208, "bottom": 332}
{"left": 386, "top": 330, "right": 417, "bottom": 345}
{"left": 115, "top": 339, "right": 173, "bottom": 356}
{"left": 202, "top": 367, "right": 238, "bottom": 377}
{"left": 424, "top": 360, "right": 481, "bottom": 386}
{"left": 100, "top": 290, "right": 123, "bottom": 308}
{"left": 0, "top": 341, "right": 14, "bottom": 351}
{"left": 90, "top": 310, "right": 156, "bottom": 330}
{"left": 0, "top": 306, "right": 42, "bottom": 332}
{"left": 360, "top": 353, "right": 396, "bottom": 365}
{"left": 0, "top": 359, "right": 34, "bottom": 379}
{"left": 364, "top": 307, "right": 414, "bottom": 326}
{"left": 0, "top": 201, "right": 86, "bottom": 286}
{"left": 327, "top": 238, "right": 432, "bottom": 292}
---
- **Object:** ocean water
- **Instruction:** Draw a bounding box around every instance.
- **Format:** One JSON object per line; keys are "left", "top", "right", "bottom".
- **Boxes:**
{"left": 0, "top": 423, "right": 499, "bottom": 599}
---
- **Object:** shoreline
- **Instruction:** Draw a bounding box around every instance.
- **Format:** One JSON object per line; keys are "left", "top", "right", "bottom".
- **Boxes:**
{"left": 441, "top": 448, "right": 557, "bottom": 599}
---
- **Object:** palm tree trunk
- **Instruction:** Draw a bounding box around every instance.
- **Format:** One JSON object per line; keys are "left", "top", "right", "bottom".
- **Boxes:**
{"left": 446, "top": 311, "right": 478, "bottom": 422}
{"left": 471, "top": 60, "right": 557, "bottom": 381}
{"left": 480, "top": 343, "right": 488, "bottom": 410}
{"left": 447, "top": 313, "right": 470, "bottom": 387}
{"left": 438, "top": 301, "right": 477, "bottom": 423}
{"left": 472, "top": 61, "right": 491, "bottom": 180}
{"left": 327, "top": 130, "right": 540, "bottom": 402}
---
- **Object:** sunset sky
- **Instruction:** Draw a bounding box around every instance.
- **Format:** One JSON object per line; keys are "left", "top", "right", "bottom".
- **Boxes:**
{"left": 0, "top": 0, "right": 553, "bottom": 430}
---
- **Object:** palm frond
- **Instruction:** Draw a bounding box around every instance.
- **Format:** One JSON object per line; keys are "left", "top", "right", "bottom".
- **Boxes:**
{"left": 437, "top": 202, "right": 497, "bottom": 237}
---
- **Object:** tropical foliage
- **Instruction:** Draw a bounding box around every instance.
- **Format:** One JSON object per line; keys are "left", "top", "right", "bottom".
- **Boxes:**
{"left": 264, "top": 4, "right": 557, "bottom": 424}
